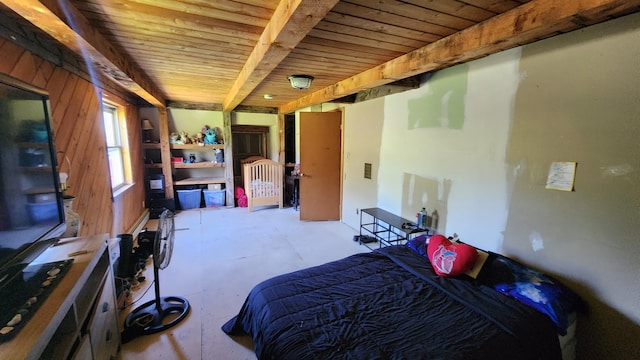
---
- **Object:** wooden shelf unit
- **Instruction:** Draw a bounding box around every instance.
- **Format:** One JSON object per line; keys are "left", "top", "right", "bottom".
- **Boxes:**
{"left": 174, "top": 177, "right": 227, "bottom": 186}
{"left": 171, "top": 162, "right": 224, "bottom": 169}
{"left": 170, "top": 144, "right": 224, "bottom": 150}
{"left": 142, "top": 113, "right": 234, "bottom": 207}
{"left": 142, "top": 143, "right": 161, "bottom": 149}
{"left": 145, "top": 146, "right": 225, "bottom": 168}
{"left": 143, "top": 143, "right": 225, "bottom": 151}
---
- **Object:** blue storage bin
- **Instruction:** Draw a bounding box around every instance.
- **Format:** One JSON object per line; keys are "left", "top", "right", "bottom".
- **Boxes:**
{"left": 27, "top": 201, "right": 58, "bottom": 223}
{"left": 177, "top": 189, "right": 202, "bottom": 209}
{"left": 203, "top": 189, "right": 225, "bottom": 207}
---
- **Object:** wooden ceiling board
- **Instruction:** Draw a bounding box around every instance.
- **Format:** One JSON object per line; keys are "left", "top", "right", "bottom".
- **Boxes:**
{"left": 462, "top": 0, "right": 531, "bottom": 13}
{"left": 287, "top": 46, "right": 383, "bottom": 68}
{"left": 272, "top": 60, "right": 365, "bottom": 79}
{"left": 2, "top": 0, "right": 638, "bottom": 112}
{"left": 301, "top": 36, "right": 404, "bottom": 59}
{"left": 71, "top": 1, "right": 265, "bottom": 41}
{"left": 332, "top": 1, "right": 457, "bottom": 37}
{"left": 306, "top": 28, "right": 417, "bottom": 53}
{"left": 109, "top": 40, "right": 252, "bottom": 64}
{"left": 129, "top": 58, "right": 243, "bottom": 76}
{"left": 221, "top": 0, "right": 340, "bottom": 110}
{"left": 289, "top": 47, "right": 387, "bottom": 67}
{"left": 102, "top": 27, "right": 256, "bottom": 55}
{"left": 344, "top": 0, "right": 476, "bottom": 30}
{"left": 321, "top": 12, "right": 442, "bottom": 44}
{"left": 400, "top": 0, "right": 498, "bottom": 21}
{"left": 123, "top": 0, "right": 274, "bottom": 26}
{"left": 67, "top": 0, "right": 278, "bottom": 105}
{"left": 111, "top": 35, "right": 252, "bottom": 61}
{"left": 219, "top": 0, "right": 278, "bottom": 10}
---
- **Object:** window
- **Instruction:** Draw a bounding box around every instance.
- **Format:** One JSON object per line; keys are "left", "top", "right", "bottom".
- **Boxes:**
{"left": 102, "top": 101, "right": 132, "bottom": 194}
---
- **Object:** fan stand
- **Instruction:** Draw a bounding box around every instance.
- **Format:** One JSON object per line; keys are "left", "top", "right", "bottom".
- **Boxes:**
{"left": 121, "top": 210, "right": 190, "bottom": 344}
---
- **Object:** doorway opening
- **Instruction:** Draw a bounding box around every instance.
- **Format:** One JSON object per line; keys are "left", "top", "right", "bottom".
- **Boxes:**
{"left": 232, "top": 125, "right": 268, "bottom": 185}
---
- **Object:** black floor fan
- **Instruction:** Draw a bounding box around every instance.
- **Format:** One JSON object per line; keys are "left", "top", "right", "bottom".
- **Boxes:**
{"left": 121, "top": 209, "right": 190, "bottom": 343}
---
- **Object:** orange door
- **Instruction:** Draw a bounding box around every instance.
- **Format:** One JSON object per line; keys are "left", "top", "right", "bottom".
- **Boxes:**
{"left": 299, "top": 111, "right": 342, "bottom": 221}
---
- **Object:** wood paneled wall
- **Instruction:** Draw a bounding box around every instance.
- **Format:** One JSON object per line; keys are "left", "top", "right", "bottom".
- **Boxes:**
{"left": 0, "top": 37, "right": 146, "bottom": 238}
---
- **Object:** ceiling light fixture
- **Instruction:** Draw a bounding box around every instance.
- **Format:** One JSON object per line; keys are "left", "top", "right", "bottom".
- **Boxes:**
{"left": 288, "top": 75, "right": 314, "bottom": 90}
{"left": 263, "top": 94, "right": 273, "bottom": 100}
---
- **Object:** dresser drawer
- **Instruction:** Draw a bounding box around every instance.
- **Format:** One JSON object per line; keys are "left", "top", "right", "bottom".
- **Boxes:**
{"left": 89, "top": 271, "right": 119, "bottom": 360}
{"left": 71, "top": 335, "right": 93, "bottom": 360}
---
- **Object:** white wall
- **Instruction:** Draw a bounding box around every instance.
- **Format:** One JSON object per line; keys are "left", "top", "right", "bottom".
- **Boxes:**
{"left": 340, "top": 13, "right": 640, "bottom": 360}
{"left": 168, "top": 108, "right": 224, "bottom": 137}
{"left": 341, "top": 98, "right": 384, "bottom": 228}
{"left": 379, "top": 49, "right": 521, "bottom": 251}
{"left": 342, "top": 48, "right": 521, "bottom": 252}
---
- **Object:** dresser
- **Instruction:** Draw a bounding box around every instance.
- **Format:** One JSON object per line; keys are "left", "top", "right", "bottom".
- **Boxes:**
{"left": 0, "top": 234, "right": 120, "bottom": 360}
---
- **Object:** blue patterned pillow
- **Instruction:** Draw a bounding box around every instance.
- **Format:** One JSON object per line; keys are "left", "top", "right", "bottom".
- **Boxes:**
{"left": 488, "top": 254, "right": 584, "bottom": 335}
{"left": 406, "top": 234, "right": 428, "bottom": 257}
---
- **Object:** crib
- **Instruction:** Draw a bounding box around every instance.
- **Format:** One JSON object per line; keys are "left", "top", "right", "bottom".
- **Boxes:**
{"left": 243, "top": 159, "right": 284, "bottom": 212}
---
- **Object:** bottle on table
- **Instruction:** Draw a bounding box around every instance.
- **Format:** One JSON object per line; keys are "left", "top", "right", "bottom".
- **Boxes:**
{"left": 417, "top": 207, "right": 428, "bottom": 229}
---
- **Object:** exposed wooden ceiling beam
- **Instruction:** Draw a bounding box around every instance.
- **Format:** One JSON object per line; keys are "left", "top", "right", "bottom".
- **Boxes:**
{"left": 330, "top": 75, "right": 422, "bottom": 104}
{"left": 167, "top": 101, "right": 277, "bottom": 114}
{"left": 222, "top": 0, "right": 339, "bottom": 112}
{"left": 279, "top": 0, "right": 640, "bottom": 114}
{"left": 0, "top": 0, "right": 166, "bottom": 107}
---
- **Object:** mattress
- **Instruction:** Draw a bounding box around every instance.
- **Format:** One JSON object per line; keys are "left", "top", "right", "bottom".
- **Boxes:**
{"left": 223, "top": 245, "right": 564, "bottom": 360}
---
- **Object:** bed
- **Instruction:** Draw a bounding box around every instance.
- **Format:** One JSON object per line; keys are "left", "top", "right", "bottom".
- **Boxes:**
{"left": 242, "top": 158, "right": 284, "bottom": 212}
{"left": 222, "top": 235, "right": 584, "bottom": 360}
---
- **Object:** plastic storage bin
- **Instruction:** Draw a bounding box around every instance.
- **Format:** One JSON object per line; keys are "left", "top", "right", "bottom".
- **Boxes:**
{"left": 176, "top": 189, "right": 202, "bottom": 209}
{"left": 203, "top": 189, "right": 225, "bottom": 207}
{"left": 27, "top": 201, "right": 58, "bottom": 223}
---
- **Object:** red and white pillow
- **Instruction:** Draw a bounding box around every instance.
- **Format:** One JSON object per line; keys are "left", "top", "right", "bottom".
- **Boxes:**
{"left": 427, "top": 235, "right": 479, "bottom": 277}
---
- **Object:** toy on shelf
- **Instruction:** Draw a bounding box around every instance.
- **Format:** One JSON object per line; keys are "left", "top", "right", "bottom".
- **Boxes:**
{"left": 179, "top": 131, "right": 192, "bottom": 144}
{"left": 202, "top": 125, "right": 217, "bottom": 145}
{"left": 194, "top": 132, "right": 204, "bottom": 145}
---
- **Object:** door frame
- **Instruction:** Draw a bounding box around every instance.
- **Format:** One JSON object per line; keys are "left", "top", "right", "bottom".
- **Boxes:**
{"left": 333, "top": 108, "right": 345, "bottom": 221}
{"left": 298, "top": 108, "right": 344, "bottom": 220}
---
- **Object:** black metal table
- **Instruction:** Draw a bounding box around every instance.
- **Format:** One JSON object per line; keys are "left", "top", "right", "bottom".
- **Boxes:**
{"left": 359, "top": 207, "right": 429, "bottom": 249}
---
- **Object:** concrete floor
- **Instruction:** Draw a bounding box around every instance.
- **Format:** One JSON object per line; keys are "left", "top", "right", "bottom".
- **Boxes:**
{"left": 119, "top": 206, "right": 367, "bottom": 359}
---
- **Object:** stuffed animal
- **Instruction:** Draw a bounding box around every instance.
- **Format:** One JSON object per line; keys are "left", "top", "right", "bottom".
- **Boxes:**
{"left": 169, "top": 132, "right": 181, "bottom": 144}
{"left": 179, "top": 131, "right": 192, "bottom": 144}
{"left": 204, "top": 128, "right": 217, "bottom": 145}
{"left": 194, "top": 132, "right": 204, "bottom": 145}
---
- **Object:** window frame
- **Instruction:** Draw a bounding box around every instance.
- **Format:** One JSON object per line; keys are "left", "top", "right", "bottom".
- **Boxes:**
{"left": 102, "top": 97, "right": 133, "bottom": 196}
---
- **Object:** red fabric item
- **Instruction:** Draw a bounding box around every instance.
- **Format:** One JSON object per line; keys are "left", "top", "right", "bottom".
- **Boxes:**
{"left": 234, "top": 186, "right": 245, "bottom": 198}
{"left": 427, "top": 235, "right": 478, "bottom": 277}
{"left": 237, "top": 195, "right": 248, "bottom": 207}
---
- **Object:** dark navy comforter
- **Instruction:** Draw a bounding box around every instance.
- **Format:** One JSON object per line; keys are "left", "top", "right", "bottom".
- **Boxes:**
{"left": 222, "top": 245, "right": 561, "bottom": 360}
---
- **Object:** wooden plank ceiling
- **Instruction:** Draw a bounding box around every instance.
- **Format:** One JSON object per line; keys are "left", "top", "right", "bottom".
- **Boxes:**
{"left": 1, "top": 0, "right": 639, "bottom": 113}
